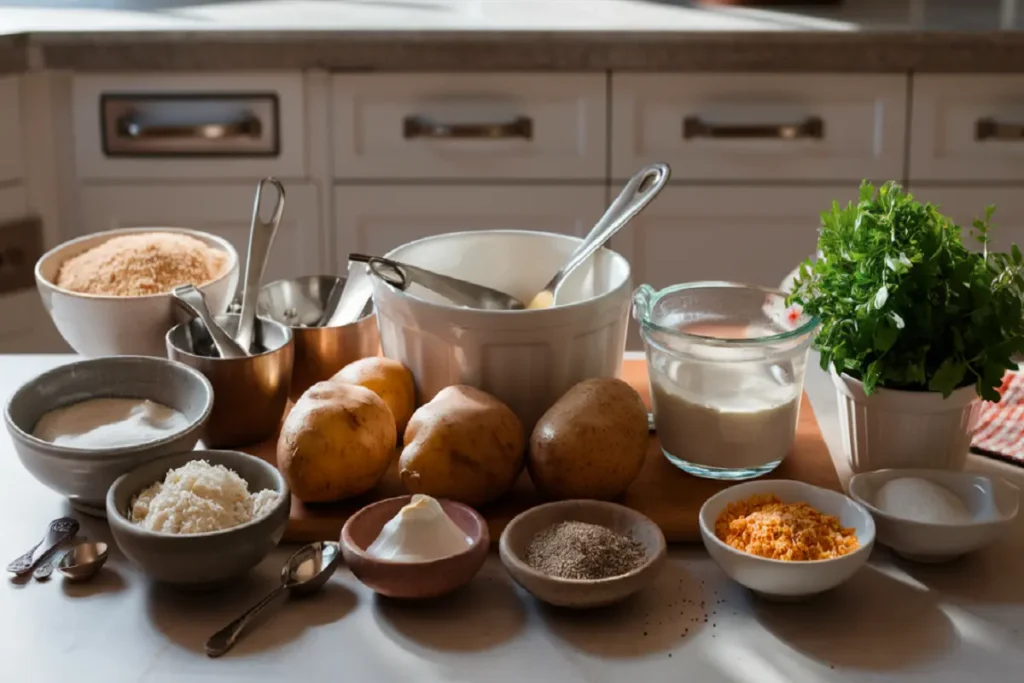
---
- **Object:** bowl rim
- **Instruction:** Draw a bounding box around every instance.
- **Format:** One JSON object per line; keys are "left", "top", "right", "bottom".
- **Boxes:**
{"left": 379, "top": 229, "right": 633, "bottom": 316}
{"left": 848, "top": 469, "right": 1020, "bottom": 530}
{"left": 258, "top": 274, "right": 377, "bottom": 329}
{"left": 498, "top": 499, "right": 667, "bottom": 585}
{"left": 34, "top": 226, "right": 239, "bottom": 301}
{"left": 698, "top": 479, "right": 876, "bottom": 566}
{"left": 105, "top": 448, "right": 290, "bottom": 539}
{"left": 340, "top": 494, "right": 489, "bottom": 567}
{"left": 3, "top": 355, "right": 214, "bottom": 460}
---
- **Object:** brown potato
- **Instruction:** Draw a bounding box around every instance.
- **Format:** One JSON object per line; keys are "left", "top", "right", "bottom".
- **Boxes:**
{"left": 277, "top": 381, "right": 397, "bottom": 503}
{"left": 400, "top": 385, "right": 525, "bottom": 506}
{"left": 332, "top": 357, "right": 416, "bottom": 436}
{"left": 528, "top": 378, "right": 648, "bottom": 500}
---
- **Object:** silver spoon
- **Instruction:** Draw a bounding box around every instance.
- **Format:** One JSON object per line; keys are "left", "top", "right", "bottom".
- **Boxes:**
{"left": 321, "top": 259, "right": 375, "bottom": 327}
{"left": 205, "top": 541, "right": 341, "bottom": 658}
{"left": 526, "top": 163, "right": 671, "bottom": 309}
{"left": 7, "top": 517, "right": 79, "bottom": 576}
{"left": 352, "top": 254, "right": 526, "bottom": 311}
{"left": 235, "top": 177, "right": 285, "bottom": 352}
{"left": 58, "top": 542, "right": 109, "bottom": 582}
{"left": 171, "top": 284, "right": 247, "bottom": 359}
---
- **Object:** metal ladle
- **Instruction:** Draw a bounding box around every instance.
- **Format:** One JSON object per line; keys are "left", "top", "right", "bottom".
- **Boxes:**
{"left": 171, "top": 284, "right": 247, "bottom": 359}
{"left": 205, "top": 541, "right": 342, "bottom": 658}
{"left": 235, "top": 178, "right": 286, "bottom": 352}
{"left": 525, "top": 162, "right": 671, "bottom": 309}
{"left": 352, "top": 253, "right": 526, "bottom": 311}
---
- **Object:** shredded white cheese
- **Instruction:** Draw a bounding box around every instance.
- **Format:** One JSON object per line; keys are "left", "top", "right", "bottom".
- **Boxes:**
{"left": 130, "top": 459, "right": 280, "bottom": 534}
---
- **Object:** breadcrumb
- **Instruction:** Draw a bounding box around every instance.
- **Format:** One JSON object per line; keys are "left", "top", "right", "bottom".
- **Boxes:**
{"left": 715, "top": 494, "right": 859, "bottom": 561}
{"left": 56, "top": 232, "right": 227, "bottom": 297}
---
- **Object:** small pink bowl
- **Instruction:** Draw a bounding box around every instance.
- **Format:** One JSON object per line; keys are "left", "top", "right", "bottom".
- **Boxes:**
{"left": 340, "top": 495, "right": 489, "bottom": 599}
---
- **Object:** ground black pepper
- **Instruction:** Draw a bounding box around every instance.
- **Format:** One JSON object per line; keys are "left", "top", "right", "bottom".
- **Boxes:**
{"left": 525, "top": 520, "right": 646, "bottom": 580}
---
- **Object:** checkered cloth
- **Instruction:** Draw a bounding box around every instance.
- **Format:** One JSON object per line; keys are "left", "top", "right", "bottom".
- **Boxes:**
{"left": 972, "top": 371, "right": 1024, "bottom": 466}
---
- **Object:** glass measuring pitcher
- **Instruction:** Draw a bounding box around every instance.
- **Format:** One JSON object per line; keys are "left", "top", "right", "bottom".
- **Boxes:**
{"left": 633, "top": 282, "right": 818, "bottom": 480}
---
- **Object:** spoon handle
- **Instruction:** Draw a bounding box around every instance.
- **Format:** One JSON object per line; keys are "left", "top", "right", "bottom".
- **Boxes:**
{"left": 235, "top": 178, "right": 285, "bottom": 352}
{"left": 205, "top": 585, "right": 287, "bottom": 658}
{"left": 545, "top": 162, "right": 671, "bottom": 295}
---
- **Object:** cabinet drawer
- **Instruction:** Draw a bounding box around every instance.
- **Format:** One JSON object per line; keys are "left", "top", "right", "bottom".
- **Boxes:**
{"left": 333, "top": 185, "right": 607, "bottom": 261}
{"left": 332, "top": 74, "right": 607, "bottom": 181}
{"left": 612, "top": 74, "right": 907, "bottom": 182}
{"left": 0, "top": 76, "right": 22, "bottom": 183}
{"left": 910, "top": 76, "right": 1024, "bottom": 182}
{"left": 79, "top": 183, "right": 325, "bottom": 283}
{"left": 73, "top": 73, "right": 307, "bottom": 180}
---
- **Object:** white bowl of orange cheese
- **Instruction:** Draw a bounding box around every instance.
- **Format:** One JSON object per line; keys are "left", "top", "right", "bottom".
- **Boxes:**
{"left": 699, "top": 479, "right": 875, "bottom": 600}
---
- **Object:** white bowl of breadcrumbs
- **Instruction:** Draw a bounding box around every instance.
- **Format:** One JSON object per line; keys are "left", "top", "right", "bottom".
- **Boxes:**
{"left": 699, "top": 479, "right": 875, "bottom": 600}
{"left": 35, "top": 227, "right": 239, "bottom": 357}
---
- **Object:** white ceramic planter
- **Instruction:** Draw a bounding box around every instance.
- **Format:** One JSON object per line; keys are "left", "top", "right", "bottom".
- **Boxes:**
{"left": 831, "top": 369, "right": 982, "bottom": 473}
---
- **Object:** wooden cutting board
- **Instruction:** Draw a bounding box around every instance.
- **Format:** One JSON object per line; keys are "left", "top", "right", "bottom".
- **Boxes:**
{"left": 243, "top": 358, "right": 841, "bottom": 544}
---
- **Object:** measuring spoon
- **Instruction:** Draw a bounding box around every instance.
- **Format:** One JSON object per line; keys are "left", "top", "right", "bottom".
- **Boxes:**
{"left": 172, "top": 284, "right": 247, "bottom": 359}
{"left": 7, "top": 517, "right": 79, "bottom": 576}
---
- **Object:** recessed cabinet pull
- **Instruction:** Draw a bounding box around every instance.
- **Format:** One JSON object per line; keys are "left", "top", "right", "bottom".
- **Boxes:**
{"left": 683, "top": 116, "right": 825, "bottom": 140}
{"left": 116, "top": 113, "right": 263, "bottom": 140}
{"left": 403, "top": 115, "right": 533, "bottom": 140}
{"left": 975, "top": 118, "right": 1024, "bottom": 141}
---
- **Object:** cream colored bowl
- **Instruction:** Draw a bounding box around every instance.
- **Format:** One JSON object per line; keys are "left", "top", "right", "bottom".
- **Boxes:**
{"left": 35, "top": 227, "right": 239, "bottom": 357}
{"left": 373, "top": 230, "right": 632, "bottom": 430}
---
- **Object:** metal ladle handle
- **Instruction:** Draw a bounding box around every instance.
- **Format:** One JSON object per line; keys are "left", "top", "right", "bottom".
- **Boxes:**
{"left": 235, "top": 177, "right": 285, "bottom": 352}
{"left": 205, "top": 585, "right": 286, "bottom": 658}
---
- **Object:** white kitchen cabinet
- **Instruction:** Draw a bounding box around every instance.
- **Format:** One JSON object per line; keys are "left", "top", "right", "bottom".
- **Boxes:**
{"left": 78, "top": 183, "right": 325, "bottom": 284}
{"left": 611, "top": 74, "right": 907, "bottom": 182}
{"left": 909, "top": 186, "right": 1024, "bottom": 254}
{"left": 0, "top": 76, "right": 22, "bottom": 183}
{"left": 333, "top": 186, "right": 607, "bottom": 262}
{"left": 0, "top": 185, "right": 67, "bottom": 353}
{"left": 910, "top": 76, "right": 1024, "bottom": 183}
{"left": 332, "top": 74, "right": 607, "bottom": 181}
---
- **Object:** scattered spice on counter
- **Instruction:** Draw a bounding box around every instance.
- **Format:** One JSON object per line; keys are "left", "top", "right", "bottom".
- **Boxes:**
{"left": 56, "top": 232, "right": 228, "bottom": 296}
{"left": 525, "top": 520, "right": 645, "bottom": 580}
{"left": 715, "top": 494, "right": 859, "bottom": 561}
{"left": 130, "top": 459, "right": 279, "bottom": 534}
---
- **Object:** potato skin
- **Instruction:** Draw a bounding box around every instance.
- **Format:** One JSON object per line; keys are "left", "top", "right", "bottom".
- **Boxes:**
{"left": 277, "top": 381, "right": 397, "bottom": 503}
{"left": 400, "top": 385, "right": 525, "bottom": 506}
{"left": 332, "top": 357, "right": 416, "bottom": 436}
{"left": 528, "top": 378, "right": 648, "bottom": 500}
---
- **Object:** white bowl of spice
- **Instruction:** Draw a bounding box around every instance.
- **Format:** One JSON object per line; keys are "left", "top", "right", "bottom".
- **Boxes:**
{"left": 699, "top": 479, "right": 875, "bottom": 600}
{"left": 499, "top": 500, "right": 666, "bottom": 609}
{"left": 35, "top": 227, "right": 239, "bottom": 357}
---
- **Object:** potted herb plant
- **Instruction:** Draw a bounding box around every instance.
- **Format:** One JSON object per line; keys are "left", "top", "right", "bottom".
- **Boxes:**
{"left": 788, "top": 181, "right": 1024, "bottom": 472}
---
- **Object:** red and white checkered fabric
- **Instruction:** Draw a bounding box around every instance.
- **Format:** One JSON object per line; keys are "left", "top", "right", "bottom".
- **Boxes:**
{"left": 972, "top": 372, "right": 1024, "bottom": 465}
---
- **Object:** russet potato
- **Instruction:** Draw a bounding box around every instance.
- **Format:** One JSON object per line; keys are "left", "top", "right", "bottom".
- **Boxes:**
{"left": 400, "top": 385, "right": 525, "bottom": 506}
{"left": 277, "top": 381, "right": 397, "bottom": 503}
{"left": 528, "top": 378, "right": 648, "bottom": 500}
{"left": 332, "top": 357, "right": 416, "bottom": 436}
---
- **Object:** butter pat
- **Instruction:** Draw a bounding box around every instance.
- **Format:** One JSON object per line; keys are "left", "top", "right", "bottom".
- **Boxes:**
{"left": 367, "top": 494, "right": 471, "bottom": 562}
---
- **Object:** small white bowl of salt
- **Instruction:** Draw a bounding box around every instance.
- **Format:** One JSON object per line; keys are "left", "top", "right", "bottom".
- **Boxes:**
{"left": 849, "top": 469, "right": 1020, "bottom": 563}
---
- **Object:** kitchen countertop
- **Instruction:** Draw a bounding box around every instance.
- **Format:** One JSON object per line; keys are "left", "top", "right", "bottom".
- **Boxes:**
{"left": 1, "top": 0, "right": 1024, "bottom": 74}
{"left": 2, "top": 351, "right": 1023, "bottom": 683}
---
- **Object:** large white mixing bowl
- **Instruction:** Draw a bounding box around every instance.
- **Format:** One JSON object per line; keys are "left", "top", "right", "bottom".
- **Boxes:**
{"left": 373, "top": 230, "right": 632, "bottom": 429}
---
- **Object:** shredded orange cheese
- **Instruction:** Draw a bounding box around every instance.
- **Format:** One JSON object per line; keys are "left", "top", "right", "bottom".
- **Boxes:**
{"left": 715, "top": 494, "right": 859, "bottom": 561}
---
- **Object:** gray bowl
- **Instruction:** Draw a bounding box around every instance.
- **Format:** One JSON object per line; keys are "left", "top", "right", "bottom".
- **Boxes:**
{"left": 3, "top": 356, "right": 213, "bottom": 515}
{"left": 106, "top": 449, "right": 290, "bottom": 586}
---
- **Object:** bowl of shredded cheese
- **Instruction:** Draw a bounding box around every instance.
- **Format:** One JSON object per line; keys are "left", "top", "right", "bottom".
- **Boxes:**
{"left": 35, "top": 227, "right": 239, "bottom": 357}
{"left": 699, "top": 479, "right": 875, "bottom": 600}
{"left": 106, "top": 449, "right": 289, "bottom": 586}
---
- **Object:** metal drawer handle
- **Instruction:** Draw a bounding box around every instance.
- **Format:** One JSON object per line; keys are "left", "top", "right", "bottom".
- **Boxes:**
{"left": 403, "top": 115, "right": 533, "bottom": 140}
{"left": 116, "top": 113, "right": 263, "bottom": 140}
{"left": 683, "top": 116, "right": 824, "bottom": 140}
{"left": 975, "top": 118, "right": 1024, "bottom": 141}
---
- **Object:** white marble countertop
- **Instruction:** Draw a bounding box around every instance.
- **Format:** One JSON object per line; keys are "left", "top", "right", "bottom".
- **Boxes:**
{"left": 3, "top": 352, "right": 1024, "bottom": 683}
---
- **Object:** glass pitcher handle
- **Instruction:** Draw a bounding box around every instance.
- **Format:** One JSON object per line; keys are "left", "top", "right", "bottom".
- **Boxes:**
{"left": 632, "top": 284, "right": 657, "bottom": 324}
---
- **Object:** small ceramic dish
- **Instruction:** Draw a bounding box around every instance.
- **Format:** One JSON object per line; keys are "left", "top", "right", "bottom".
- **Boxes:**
{"left": 106, "top": 449, "right": 290, "bottom": 586}
{"left": 849, "top": 469, "right": 1020, "bottom": 563}
{"left": 499, "top": 500, "right": 666, "bottom": 609}
{"left": 699, "top": 479, "right": 875, "bottom": 600}
{"left": 4, "top": 355, "right": 213, "bottom": 516}
{"left": 340, "top": 495, "right": 489, "bottom": 599}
